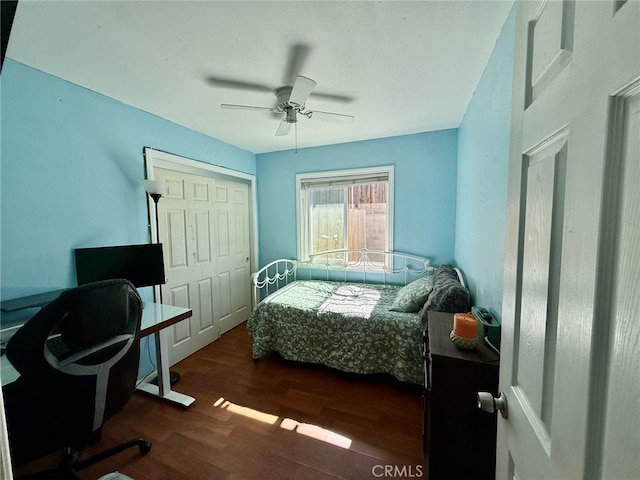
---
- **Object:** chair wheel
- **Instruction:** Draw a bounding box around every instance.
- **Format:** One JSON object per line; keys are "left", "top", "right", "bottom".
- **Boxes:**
{"left": 61, "top": 447, "right": 81, "bottom": 466}
{"left": 138, "top": 440, "right": 152, "bottom": 456}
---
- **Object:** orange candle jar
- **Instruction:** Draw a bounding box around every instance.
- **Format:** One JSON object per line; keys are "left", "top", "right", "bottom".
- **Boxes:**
{"left": 450, "top": 313, "right": 479, "bottom": 349}
{"left": 453, "top": 313, "right": 478, "bottom": 338}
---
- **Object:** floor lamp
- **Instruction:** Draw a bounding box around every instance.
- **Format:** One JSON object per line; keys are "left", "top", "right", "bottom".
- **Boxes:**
{"left": 140, "top": 179, "right": 166, "bottom": 246}
{"left": 140, "top": 179, "right": 180, "bottom": 386}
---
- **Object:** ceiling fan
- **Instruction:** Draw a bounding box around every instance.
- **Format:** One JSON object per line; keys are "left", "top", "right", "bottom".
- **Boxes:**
{"left": 209, "top": 44, "right": 354, "bottom": 136}
{"left": 220, "top": 75, "right": 354, "bottom": 136}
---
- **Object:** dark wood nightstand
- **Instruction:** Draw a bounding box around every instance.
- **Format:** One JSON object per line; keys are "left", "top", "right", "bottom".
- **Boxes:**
{"left": 423, "top": 311, "right": 500, "bottom": 479}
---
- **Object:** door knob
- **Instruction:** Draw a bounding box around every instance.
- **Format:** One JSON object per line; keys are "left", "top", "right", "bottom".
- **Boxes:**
{"left": 478, "top": 391, "right": 508, "bottom": 418}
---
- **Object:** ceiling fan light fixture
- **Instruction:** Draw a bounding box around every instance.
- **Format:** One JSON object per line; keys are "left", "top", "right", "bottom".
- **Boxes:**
{"left": 285, "top": 107, "right": 297, "bottom": 124}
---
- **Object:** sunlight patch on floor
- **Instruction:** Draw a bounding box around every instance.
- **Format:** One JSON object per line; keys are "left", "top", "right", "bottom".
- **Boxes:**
{"left": 281, "top": 417, "right": 353, "bottom": 449}
{"left": 213, "top": 397, "right": 279, "bottom": 424}
{"left": 213, "top": 397, "right": 353, "bottom": 449}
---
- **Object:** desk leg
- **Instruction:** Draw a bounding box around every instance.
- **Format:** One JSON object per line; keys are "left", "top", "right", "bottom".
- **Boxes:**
{"left": 136, "top": 330, "right": 195, "bottom": 407}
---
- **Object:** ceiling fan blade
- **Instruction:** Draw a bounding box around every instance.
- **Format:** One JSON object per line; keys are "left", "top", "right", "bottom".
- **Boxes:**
{"left": 207, "top": 76, "right": 272, "bottom": 92}
{"left": 310, "top": 92, "right": 356, "bottom": 103}
{"left": 284, "top": 43, "right": 311, "bottom": 84}
{"left": 308, "top": 110, "right": 355, "bottom": 123}
{"left": 221, "top": 104, "right": 274, "bottom": 112}
{"left": 275, "top": 119, "right": 292, "bottom": 136}
{"left": 289, "top": 75, "right": 316, "bottom": 106}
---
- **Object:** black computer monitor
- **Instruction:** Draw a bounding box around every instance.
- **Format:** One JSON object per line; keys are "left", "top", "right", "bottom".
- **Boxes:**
{"left": 74, "top": 243, "right": 166, "bottom": 288}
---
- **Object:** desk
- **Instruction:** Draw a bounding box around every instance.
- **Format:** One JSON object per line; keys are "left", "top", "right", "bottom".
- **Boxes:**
{"left": 136, "top": 303, "right": 195, "bottom": 407}
{"left": 0, "top": 289, "right": 67, "bottom": 312}
{"left": 1, "top": 302, "right": 196, "bottom": 407}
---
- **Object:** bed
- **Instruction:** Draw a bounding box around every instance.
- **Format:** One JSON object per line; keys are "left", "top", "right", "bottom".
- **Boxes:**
{"left": 247, "top": 249, "right": 470, "bottom": 385}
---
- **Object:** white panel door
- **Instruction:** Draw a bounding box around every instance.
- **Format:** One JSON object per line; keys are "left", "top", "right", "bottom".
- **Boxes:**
{"left": 599, "top": 80, "right": 640, "bottom": 480}
{"left": 499, "top": 1, "right": 639, "bottom": 479}
{"left": 214, "top": 177, "right": 251, "bottom": 335}
{"left": 154, "top": 168, "right": 251, "bottom": 365}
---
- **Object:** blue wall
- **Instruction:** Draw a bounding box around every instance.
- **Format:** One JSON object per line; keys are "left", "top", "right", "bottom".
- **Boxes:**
{"left": 455, "top": 7, "right": 515, "bottom": 321}
{"left": 1, "top": 60, "right": 255, "bottom": 303}
{"left": 256, "top": 130, "right": 458, "bottom": 267}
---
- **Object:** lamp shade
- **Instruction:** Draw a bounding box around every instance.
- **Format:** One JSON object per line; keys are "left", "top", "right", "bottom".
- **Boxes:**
{"left": 140, "top": 179, "right": 168, "bottom": 196}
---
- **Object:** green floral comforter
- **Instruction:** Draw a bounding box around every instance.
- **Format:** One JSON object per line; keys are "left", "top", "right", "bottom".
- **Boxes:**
{"left": 246, "top": 280, "right": 423, "bottom": 384}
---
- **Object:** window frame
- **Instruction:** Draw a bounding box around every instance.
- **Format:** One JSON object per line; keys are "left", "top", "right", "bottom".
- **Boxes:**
{"left": 295, "top": 165, "right": 394, "bottom": 262}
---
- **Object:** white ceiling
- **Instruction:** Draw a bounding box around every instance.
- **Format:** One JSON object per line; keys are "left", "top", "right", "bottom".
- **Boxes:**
{"left": 6, "top": 1, "right": 512, "bottom": 154}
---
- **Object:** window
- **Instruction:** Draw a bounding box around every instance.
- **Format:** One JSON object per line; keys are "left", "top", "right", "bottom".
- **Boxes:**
{"left": 296, "top": 166, "right": 394, "bottom": 263}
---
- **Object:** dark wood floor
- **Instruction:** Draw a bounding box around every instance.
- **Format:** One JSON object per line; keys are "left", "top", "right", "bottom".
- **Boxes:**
{"left": 31, "top": 323, "right": 425, "bottom": 479}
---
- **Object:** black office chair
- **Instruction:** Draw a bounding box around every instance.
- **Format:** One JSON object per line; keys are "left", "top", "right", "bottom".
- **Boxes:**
{"left": 3, "top": 279, "right": 152, "bottom": 479}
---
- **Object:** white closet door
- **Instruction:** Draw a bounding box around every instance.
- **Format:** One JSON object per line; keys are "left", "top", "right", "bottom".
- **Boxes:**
{"left": 212, "top": 177, "right": 251, "bottom": 335}
{"left": 154, "top": 167, "right": 251, "bottom": 365}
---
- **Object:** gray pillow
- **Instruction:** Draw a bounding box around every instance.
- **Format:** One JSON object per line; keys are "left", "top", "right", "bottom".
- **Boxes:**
{"left": 433, "top": 264, "right": 459, "bottom": 283}
{"left": 423, "top": 264, "right": 470, "bottom": 313}
{"left": 390, "top": 275, "right": 435, "bottom": 312}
